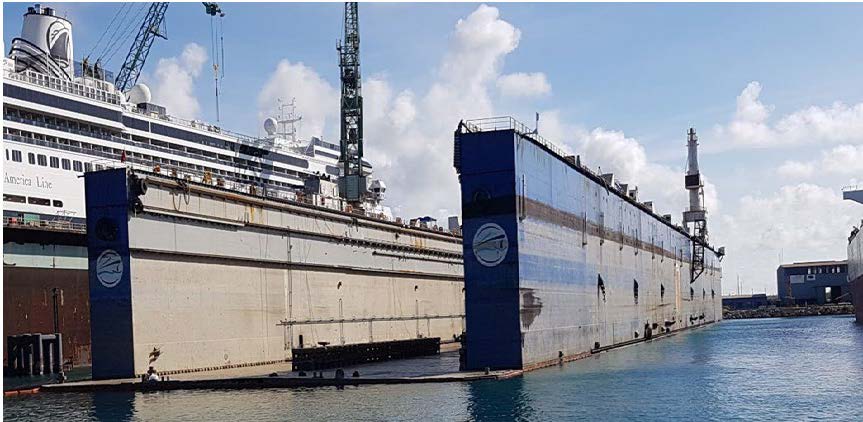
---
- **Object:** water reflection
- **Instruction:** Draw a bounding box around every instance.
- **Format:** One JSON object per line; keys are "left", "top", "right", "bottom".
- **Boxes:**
{"left": 4, "top": 317, "right": 863, "bottom": 421}
{"left": 467, "top": 377, "right": 535, "bottom": 421}
{"left": 92, "top": 392, "right": 135, "bottom": 421}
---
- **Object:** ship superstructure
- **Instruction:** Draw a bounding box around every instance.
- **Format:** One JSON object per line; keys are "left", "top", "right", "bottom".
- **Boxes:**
{"left": 3, "top": 4, "right": 392, "bottom": 229}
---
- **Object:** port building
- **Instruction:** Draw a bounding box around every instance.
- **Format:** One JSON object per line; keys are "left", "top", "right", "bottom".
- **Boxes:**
{"left": 776, "top": 260, "right": 849, "bottom": 305}
{"left": 721, "top": 293, "right": 771, "bottom": 310}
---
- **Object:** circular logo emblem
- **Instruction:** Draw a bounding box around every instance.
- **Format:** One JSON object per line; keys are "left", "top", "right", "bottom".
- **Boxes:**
{"left": 472, "top": 223, "right": 509, "bottom": 267}
{"left": 96, "top": 249, "right": 124, "bottom": 288}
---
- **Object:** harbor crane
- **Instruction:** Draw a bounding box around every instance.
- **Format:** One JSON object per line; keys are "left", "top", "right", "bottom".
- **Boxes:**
{"left": 337, "top": 2, "right": 366, "bottom": 204}
{"left": 114, "top": 2, "right": 169, "bottom": 92}
{"left": 114, "top": 2, "right": 224, "bottom": 99}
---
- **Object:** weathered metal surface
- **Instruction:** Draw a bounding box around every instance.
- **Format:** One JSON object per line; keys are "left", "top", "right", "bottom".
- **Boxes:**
{"left": 456, "top": 127, "right": 722, "bottom": 370}
{"left": 3, "top": 264, "right": 91, "bottom": 367}
{"left": 84, "top": 169, "right": 465, "bottom": 379}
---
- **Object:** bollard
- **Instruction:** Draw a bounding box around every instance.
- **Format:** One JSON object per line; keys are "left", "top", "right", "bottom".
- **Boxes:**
{"left": 31, "top": 334, "right": 43, "bottom": 376}
{"left": 52, "top": 333, "right": 63, "bottom": 374}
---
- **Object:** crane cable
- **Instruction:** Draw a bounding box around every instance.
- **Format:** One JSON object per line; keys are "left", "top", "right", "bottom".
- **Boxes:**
{"left": 99, "top": 3, "right": 150, "bottom": 65}
{"left": 85, "top": 3, "right": 128, "bottom": 59}
{"left": 208, "top": 8, "right": 225, "bottom": 121}
{"left": 105, "top": 3, "right": 151, "bottom": 67}
{"left": 93, "top": 2, "right": 137, "bottom": 62}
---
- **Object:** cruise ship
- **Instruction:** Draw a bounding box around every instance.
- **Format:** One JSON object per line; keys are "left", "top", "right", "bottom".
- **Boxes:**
{"left": 2, "top": 4, "right": 401, "bottom": 368}
{"left": 3, "top": 5, "right": 389, "bottom": 227}
{"left": 844, "top": 187, "right": 863, "bottom": 323}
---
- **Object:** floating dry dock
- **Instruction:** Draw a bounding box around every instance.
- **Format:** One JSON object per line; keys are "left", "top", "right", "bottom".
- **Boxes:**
{"left": 454, "top": 117, "right": 723, "bottom": 371}
{"left": 84, "top": 168, "right": 464, "bottom": 379}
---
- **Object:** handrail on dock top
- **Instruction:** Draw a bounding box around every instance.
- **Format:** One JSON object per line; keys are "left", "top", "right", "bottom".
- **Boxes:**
{"left": 462, "top": 116, "right": 570, "bottom": 159}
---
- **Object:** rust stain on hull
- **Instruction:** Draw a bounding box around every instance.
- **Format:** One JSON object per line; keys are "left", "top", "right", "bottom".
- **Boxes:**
{"left": 3, "top": 267, "right": 92, "bottom": 366}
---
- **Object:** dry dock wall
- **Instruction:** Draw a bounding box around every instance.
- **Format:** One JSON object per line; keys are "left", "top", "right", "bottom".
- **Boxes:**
{"left": 455, "top": 127, "right": 722, "bottom": 370}
{"left": 85, "top": 169, "right": 464, "bottom": 379}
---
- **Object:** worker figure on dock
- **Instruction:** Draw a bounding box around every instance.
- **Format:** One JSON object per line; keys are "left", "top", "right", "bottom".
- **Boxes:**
{"left": 146, "top": 366, "right": 160, "bottom": 382}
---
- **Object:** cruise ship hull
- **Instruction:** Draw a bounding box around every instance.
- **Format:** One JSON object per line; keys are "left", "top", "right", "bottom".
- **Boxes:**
{"left": 455, "top": 124, "right": 722, "bottom": 370}
{"left": 3, "top": 232, "right": 91, "bottom": 367}
{"left": 849, "top": 228, "right": 863, "bottom": 323}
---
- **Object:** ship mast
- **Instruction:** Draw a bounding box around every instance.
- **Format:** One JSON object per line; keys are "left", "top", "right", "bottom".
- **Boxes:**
{"left": 337, "top": 2, "right": 366, "bottom": 205}
{"left": 683, "top": 128, "right": 708, "bottom": 283}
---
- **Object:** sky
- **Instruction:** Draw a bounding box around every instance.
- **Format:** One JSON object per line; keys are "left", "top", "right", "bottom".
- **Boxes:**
{"left": 4, "top": 2, "right": 863, "bottom": 295}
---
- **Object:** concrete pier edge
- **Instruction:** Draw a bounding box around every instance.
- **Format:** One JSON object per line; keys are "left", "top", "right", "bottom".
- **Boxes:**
{"left": 35, "top": 322, "right": 717, "bottom": 394}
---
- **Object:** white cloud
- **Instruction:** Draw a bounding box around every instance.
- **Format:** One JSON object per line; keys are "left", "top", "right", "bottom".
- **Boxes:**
{"left": 254, "top": 5, "right": 538, "bottom": 222}
{"left": 776, "top": 144, "right": 863, "bottom": 180}
{"left": 256, "top": 60, "right": 339, "bottom": 141}
{"left": 714, "top": 81, "right": 863, "bottom": 150}
{"left": 777, "top": 160, "right": 815, "bottom": 179}
{"left": 538, "top": 112, "right": 718, "bottom": 224}
{"left": 496, "top": 72, "right": 551, "bottom": 97}
{"left": 150, "top": 43, "right": 207, "bottom": 119}
{"left": 820, "top": 144, "right": 863, "bottom": 174}
{"left": 718, "top": 184, "right": 857, "bottom": 294}
{"left": 438, "top": 4, "right": 520, "bottom": 91}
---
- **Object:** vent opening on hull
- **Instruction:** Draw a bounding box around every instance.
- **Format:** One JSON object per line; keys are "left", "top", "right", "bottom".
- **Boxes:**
{"left": 633, "top": 279, "right": 639, "bottom": 304}
{"left": 597, "top": 274, "right": 606, "bottom": 302}
{"left": 690, "top": 287, "right": 695, "bottom": 300}
{"left": 660, "top": 284, "right": 666, "bottom": 301}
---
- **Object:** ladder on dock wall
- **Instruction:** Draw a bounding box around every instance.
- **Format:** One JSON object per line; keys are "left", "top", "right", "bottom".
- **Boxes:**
{"left": 691, "top": 219, "right": 707, "bottom": 284}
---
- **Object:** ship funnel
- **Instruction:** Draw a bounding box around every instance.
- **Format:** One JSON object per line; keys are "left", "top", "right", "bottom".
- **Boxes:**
{"left": 9, "top": 4, "right": 74, "bottom": 80}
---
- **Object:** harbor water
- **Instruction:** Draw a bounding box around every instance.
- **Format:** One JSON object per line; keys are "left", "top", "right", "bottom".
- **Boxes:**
{"left": 5, "top": 315, "right": 862, "bottom": 421}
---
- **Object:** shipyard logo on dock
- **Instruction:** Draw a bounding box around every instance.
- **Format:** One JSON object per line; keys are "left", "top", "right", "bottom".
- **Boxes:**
{"left": 472, "top": 223, "right": 509, "bottom": 267}
{"left": 96, "top": 249, "right": 124, "bottom": 288}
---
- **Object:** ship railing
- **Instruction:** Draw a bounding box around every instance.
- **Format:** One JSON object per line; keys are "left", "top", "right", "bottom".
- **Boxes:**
{"left": 3, "top": 216, "right": 87, "bottom": 233}
{"left": 463, "top": 116, "right": 570, "bottom": 160}
{"left": 5, "top": 136, "right": 409, "bottom": 229}
{"left": 129, "top": 108, "right": 291, "bottom": 153}
{"left": 461, "top": 116, "right": 611, "bottom": 182}
{"left": 4, "top": 66, "right": 121, "bottom": 106}
{"left": 312, "top": 138, "right": 341, "bottom": 152}
{"left": 5, "top": 117, "right": 306, "bottom": 183}
{"left": 842, "top": 184, "right": 862, "bottom": 192}
{"left": 6, "top": 114, "right": 116, "bottom": 142}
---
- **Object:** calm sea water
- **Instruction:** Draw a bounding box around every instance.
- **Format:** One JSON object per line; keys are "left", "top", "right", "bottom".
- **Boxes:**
{"left": 5, "top": 316, "right": 863, "bottom": 421}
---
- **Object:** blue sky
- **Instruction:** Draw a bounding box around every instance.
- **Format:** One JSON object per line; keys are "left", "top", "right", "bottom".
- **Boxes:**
{"left": 5, "top": 2, "right": 863, "bottom": 294}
